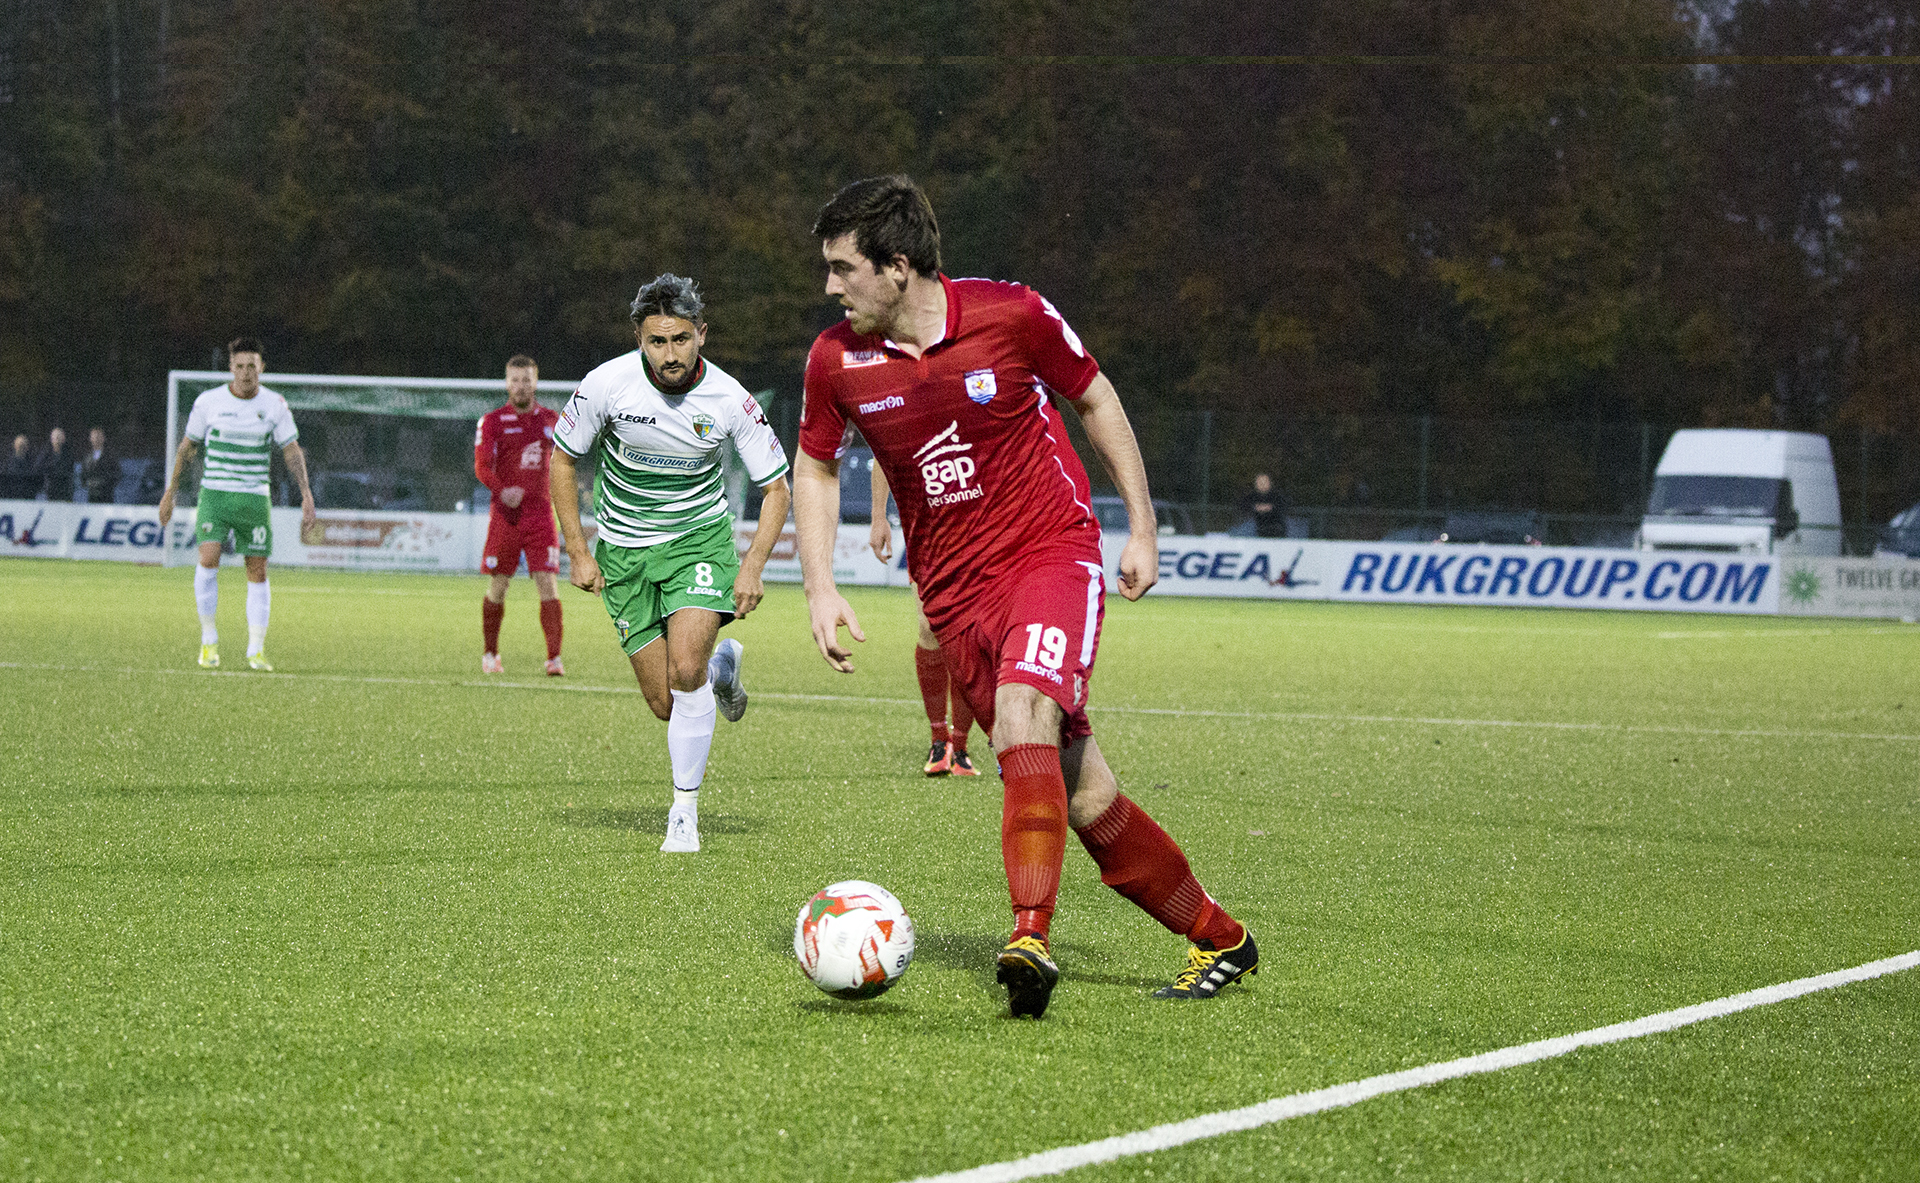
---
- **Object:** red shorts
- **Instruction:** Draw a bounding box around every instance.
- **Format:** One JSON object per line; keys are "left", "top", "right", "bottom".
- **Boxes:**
{"left": 933, "top": 559, "right": 1105, "bottom": 747}
{"left": 482, "top": 507, "right": 559, "bottom": 575}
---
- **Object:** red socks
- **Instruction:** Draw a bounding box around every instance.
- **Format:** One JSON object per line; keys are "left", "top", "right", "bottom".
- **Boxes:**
{"left": 484, "top": 597, "right": 563, "bottom": 661}
{"left": 998, "top": 743, "right": 1068, "bottom": 940}
{"left": 914, "top": 644, "right": 950, "bottom": 747}
{"left": 481, "top": 597, "right": 504, "bottom": 653}
{"left": 1074, "top": 793, "right": 1245, "bottom": 949}
{"left": 948, "top": 676, "right": 977, "bottom": 751}
{"left": 539, "top": 597, "right": 563, "bottom": 659}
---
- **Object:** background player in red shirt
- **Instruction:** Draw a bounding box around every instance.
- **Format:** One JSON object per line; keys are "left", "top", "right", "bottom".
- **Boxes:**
{"left": 474, "top": 354, "right": 565, "bottom": 675}
{"left": 794, "top": 175, "right": 1257, "bottom": 1019}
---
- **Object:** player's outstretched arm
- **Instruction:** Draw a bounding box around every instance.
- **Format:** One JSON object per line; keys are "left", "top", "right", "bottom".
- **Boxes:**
{"left": 549, "top": 449, "right": 603, "bottom": 594}
{"left": 156, "top": 436, "right": 198, "bottom": 528}
{"left": 732, "top": 474, "right": 791, "bottom": 618}
{"left": 794, "top": 452, "right": 864, "bottom": 672}
{"left": 1072, "top": 374, "right": 1160, "bottom": 601}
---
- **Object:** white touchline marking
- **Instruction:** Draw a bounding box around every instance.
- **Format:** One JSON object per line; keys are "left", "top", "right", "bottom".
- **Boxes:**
{"left": 3, "top": 661, "right": 1919, "bottom": 744}
{"left": 903, "top": 951, "right": 1920, "bottom": 1183}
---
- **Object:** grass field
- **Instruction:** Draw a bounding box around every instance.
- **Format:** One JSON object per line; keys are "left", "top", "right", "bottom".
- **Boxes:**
{"left": 2, "top": 557, "right": 1917, "bottom": 1181}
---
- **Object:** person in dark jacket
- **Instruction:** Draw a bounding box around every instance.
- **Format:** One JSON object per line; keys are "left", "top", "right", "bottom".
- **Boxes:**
{"left": 1240, "top": 471, "right": 1288, "bottom": 538}
{"left": 36, "top": 427, "right": 74, "bottom": 500}
{"left": 1, "top": 434, "right": 39, "bottom": 499}
{"left": 79, "top": 427, "right": 117, "bottom": 503}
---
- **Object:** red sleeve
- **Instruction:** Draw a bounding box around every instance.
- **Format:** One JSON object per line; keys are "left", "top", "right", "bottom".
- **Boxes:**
{"left": 473, "top": 413, "right": 502, "bottom": 493}
{"left": 1019, "top": 289, "right": 1101, "bottom": 401}
{"left": 799, "top": 337, "right": 849, "bottom": 463}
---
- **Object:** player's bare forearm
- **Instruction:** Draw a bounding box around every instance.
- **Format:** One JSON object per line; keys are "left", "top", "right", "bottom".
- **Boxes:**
{"left": 733, "top": 475, "right": 790, "bottom": 617}
{"left": 282, "top": 442, "right": 317, "bottom": 530}
{"left": 794, "top": 453, "right": 864, "bottom": 671}
{"left": 868, "top": 463, "right": 892, "bottom": 560}
{"left": 1072, "top": 373, "right": 1160, "bottom": 598}
{"left": 157, "top": 437, "right": 198, "bottom": 527}
{"left": 549, "top": 450, "right": 603, "bottom": 593}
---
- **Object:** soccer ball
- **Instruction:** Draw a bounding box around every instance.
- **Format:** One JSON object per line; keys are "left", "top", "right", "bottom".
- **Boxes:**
{"left": 793, "top": 880, "right": 915, "bottom": 1000}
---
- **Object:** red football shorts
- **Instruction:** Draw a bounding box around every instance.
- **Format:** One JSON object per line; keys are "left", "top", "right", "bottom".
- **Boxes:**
{"left": 482, "top": 507, "right": 560, "bottom": 575}
{"left": 934, "top": 558, "right": 1105, "bottom": 747}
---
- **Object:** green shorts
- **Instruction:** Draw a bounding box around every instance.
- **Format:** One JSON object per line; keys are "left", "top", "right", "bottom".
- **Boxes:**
{"left": 597, "top": 517, "right": 739, "bottom": 655}
{"left": 195, "top": 488, "right": 273, "bottom": 556}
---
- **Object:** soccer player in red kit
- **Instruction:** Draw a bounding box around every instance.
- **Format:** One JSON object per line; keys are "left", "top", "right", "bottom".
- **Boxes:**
{"left": 793, "top": 175, "right": 1257, "bottom": 1018}
{"left": 475, "top": 354, "right": 565, "bottom": 675}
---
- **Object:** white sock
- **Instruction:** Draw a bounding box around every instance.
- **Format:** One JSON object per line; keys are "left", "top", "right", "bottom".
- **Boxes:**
{"left": 667, "top": 683, "right": 717, "bottom": 793}
{"left": 194, "top": 566, "right": 219, "bottom": 644}
{"left": 246, "top": 580, "right": 270, "bottom": 655}
{"left": 672, "top": 787, "right": 699, "bottom": 821}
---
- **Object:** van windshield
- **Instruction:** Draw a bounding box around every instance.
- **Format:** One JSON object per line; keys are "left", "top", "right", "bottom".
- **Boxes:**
{"left": 1647, "top": 475, "right": 1790, "bottom": 518}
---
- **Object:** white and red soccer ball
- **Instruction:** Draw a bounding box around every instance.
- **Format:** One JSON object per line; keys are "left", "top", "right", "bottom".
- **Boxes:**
{"left": 793, "top": 880, "right": 915, "bottom": 999}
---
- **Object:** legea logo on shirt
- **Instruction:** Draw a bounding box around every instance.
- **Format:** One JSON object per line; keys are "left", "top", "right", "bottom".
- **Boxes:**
{"left": 915, "top": 421, "right": 980, "bottom": 507}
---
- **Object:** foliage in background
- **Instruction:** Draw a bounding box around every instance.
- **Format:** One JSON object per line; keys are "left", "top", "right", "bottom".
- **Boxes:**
{"left": 0, "top": 0, "right": 1915, "bottom": 484}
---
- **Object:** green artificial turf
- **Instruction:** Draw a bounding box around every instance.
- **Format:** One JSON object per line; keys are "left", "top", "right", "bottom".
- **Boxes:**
{"left": 1, "top": 558, "right": 1916, "bottom": 1181}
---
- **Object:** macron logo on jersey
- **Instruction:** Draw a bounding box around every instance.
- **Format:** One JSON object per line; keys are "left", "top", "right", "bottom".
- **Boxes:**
{"left": 915, "top": 421, "right": 980, "bottom": 505}
{"left": 859, "top": 394, "right": 906, "bottom": 415}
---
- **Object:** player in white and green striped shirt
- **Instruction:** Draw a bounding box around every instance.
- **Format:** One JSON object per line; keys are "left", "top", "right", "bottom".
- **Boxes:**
{"left": 551, "top": 275, "right": 792, "bottom": 853}
{"left": 158, "top": 338, "right": 316, "bottom": 671}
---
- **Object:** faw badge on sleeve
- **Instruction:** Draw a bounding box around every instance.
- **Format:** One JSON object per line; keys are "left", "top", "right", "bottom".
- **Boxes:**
{"left": 964, "top": 369, "right": 997, "bottom": 405}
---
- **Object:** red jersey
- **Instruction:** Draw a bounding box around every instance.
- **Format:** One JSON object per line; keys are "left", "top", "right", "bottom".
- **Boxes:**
{"left": 801, "top": 276, "right": 1104, "bottom": 632}
{"left": 474, "top": 402, "right": 560, "bottom": 519}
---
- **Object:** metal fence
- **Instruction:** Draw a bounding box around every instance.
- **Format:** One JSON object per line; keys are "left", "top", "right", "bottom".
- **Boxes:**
{"left": 9, "top": 377, "right": 1918, "bottom": 555}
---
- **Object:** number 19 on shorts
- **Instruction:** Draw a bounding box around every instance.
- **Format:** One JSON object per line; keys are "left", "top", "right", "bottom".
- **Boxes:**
{"left": 1022, "top": 623, "right": 1067, "bottom": 671}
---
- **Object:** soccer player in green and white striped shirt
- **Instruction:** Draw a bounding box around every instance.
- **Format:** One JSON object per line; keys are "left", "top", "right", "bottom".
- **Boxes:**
{"left": 551, "top": 274, "right": 792, "bottom": 853}
{"left": 158, "top": 337, "right": 317, "bottom": 671}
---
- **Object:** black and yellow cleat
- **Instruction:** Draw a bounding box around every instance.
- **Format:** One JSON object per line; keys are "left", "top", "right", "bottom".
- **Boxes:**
{"left": 996, "top": 934, "right": 1060, "bottom": 1018}
{"left": 1153, "top": 929, "right": 1259, "bottom": 1000}
{"left": 948, "top": 748, "right": 981, "bottom": 776}
{"left": 923, "top": 741, "right": 953, "bottom": 776}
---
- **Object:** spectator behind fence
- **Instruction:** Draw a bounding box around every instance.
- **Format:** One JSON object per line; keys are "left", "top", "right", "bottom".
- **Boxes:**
{"left": 36, "top": 427, "right": 74, "bottom": 501}
{"left": 1, "top": 434, "right": 38, "bottom": 499}
{"left": 80, "top": 427, "right": 116, "bottom": 503}
{"left": 1240, "top": 471, "right": 1288, "bottom": 538}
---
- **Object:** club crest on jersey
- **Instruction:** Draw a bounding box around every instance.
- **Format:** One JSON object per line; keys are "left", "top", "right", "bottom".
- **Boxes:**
{"left": 964, "top": 369, "right": 997, "bottom": 404}
{"left": 691, "top": 413, "right": 716, "bottom": 440}
{"left": 842, "top": 349, "right": 887, "bottom": 369}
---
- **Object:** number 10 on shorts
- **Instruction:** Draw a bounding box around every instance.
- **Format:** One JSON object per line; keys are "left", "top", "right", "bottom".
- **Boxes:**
{"left": 1022, "top": 623, "right": 1067, "bottom": 671}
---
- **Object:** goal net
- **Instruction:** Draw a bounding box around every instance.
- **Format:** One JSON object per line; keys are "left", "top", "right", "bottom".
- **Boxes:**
{"left": 161, "top": 369, "right": 580, "bottom": 566}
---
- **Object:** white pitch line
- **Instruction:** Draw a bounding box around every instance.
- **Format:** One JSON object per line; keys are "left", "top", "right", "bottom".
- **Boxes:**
{"left": 905, "top": 950, "right": 1920, "bottom": 1183}
{"left": 3, "top": 661, "right": 1918, "bottom": 744}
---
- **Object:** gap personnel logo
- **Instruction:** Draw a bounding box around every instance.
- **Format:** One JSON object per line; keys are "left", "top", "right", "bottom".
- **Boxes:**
{"left": 692, "top": 413, "right": 716, "bottom": 440}
{"left": 915, "top": 421, "right": 980, "bottom": 506}
{"left": 859, "top": 394, "right": 905, "bottom": 415}
{"left": 964, "top": 369, "right": 997, "bottom": 404}
{"left": 842, "top": 350, "right": 886, "bottom": 368}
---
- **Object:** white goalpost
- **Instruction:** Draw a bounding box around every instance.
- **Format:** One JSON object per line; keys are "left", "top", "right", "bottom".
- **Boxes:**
{"left": 161, "top": 369, "right": 579, "bottom": 568}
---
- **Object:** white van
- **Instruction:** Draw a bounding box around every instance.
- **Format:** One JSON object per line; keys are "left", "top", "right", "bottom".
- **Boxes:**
{"left": 1638, "top": 429, "right": 1841, "bottom": 556}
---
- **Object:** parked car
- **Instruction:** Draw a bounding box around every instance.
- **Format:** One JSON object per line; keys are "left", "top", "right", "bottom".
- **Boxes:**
{"left": 1090, "top": 495, "right": 1193, "bottom": 536}
{"left": 1638, "top": 429, "right": 1841, "bottom": 556}
{"left": 1877, "top": 501, "right": 1920, "bottom": 560}
{"left": 1436, "top": 510, "right": 1545, "bottom": 545}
